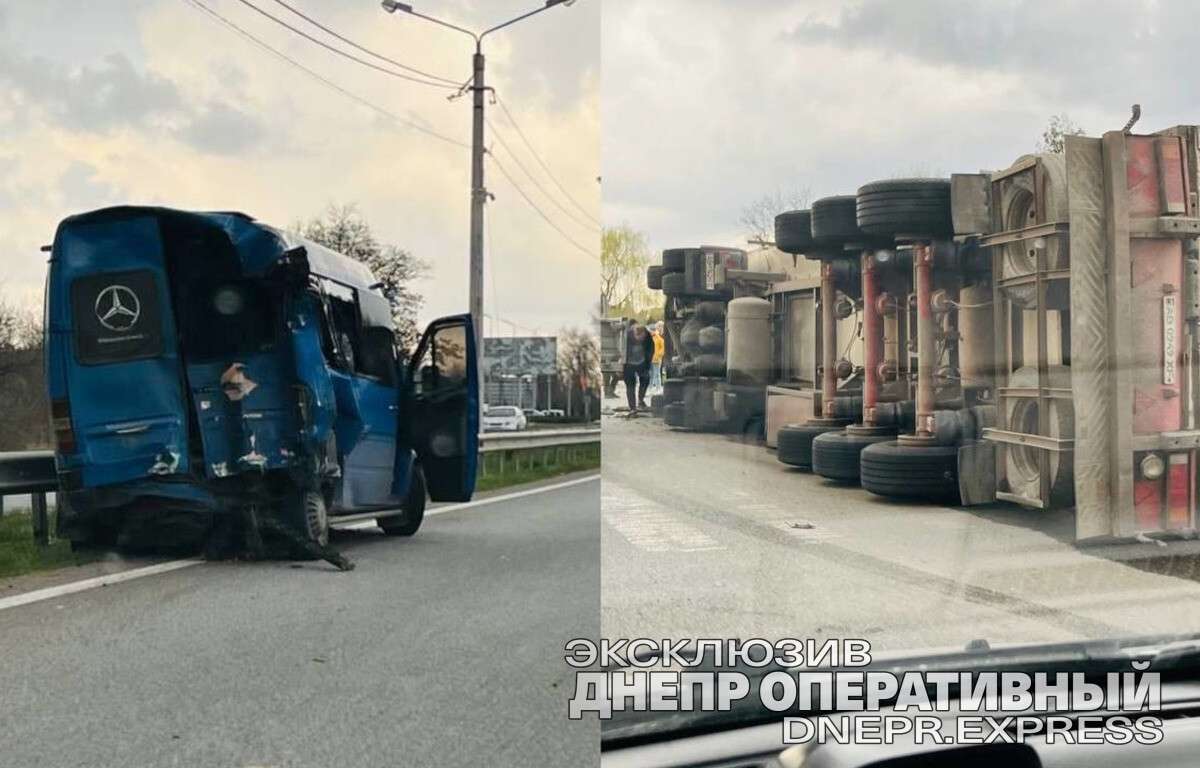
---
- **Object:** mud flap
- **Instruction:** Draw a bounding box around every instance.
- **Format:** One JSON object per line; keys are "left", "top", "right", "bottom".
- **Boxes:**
{"left": 958, "top": 439, "right": 996, "bottom": 506}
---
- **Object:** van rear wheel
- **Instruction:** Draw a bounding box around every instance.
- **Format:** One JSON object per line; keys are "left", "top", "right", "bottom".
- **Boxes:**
{"left": 379, "top": 464, "right": 426, "bottom": 537}
{"left": 284, "top": 489, "right": 329, "bottom": 548}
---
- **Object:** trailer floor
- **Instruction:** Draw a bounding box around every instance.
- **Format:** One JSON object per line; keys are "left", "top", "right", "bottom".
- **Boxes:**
{"left": 602, "top": 413, "right": 1200, "bottom": 654}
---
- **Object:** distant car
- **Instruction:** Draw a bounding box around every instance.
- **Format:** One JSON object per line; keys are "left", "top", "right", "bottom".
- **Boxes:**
{"left": 543, "top": 409, "right": 565, "bottom": 419}
{"left": 483, "top": 405, "right": 527, "bottom": 432}
{"left": 522, "top": 408, "right": 543, "bottom": 418}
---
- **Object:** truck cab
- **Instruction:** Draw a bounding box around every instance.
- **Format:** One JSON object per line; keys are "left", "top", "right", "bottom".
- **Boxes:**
{"left": 45, "top": 206, "right": 478, "bottom": 550}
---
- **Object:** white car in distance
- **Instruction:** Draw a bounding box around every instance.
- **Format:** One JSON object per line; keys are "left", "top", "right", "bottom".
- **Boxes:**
{"left": 482, "top": 405, "right": 527, "bottom": 432}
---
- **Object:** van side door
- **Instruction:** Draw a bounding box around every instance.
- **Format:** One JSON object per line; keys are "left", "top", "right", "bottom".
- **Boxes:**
{"left": 317, "top": 279, "right": 400, "bottom": 510}
{"left": 406, "top": 315, "right": 479, "bottom": 502}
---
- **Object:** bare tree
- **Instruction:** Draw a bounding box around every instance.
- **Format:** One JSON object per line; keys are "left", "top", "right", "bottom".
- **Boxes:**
{"left": 557, "top": 326, "right": 600, "bottom": 421}
{"left": 1038, "top": 113, "right": 1085, "bottom": 153}
{"left": 0, "top": 298, "right": 48, "bottom": 450}
{"left": 601, "top": 224, "right": 651, "bottom": 316}
{"left": 296, "top": 204, "right": 430, "bottom": 352}
{"left": 738, "top": 184, "right": 811, "bottom": 242}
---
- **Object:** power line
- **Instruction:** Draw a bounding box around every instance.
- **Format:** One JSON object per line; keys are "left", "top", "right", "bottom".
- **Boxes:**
{"left": 233, "top": 0, "right": 458, "bottom": 90}
{"left": 183, "top": 0, "right": 468, "bottom": 149}
{"left": 494, "top": 95, "right": 600, "bottom": 227}
{"left": 487, "top": 151, "right": 600, "bottom": 261}
{"left": 267, "top": 0, "right": 462, "bottom": 86}
{"left": 486, "top": 116, "right": 599, "bottom": 233}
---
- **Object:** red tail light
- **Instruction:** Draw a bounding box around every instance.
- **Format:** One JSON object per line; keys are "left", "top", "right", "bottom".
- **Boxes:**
{"left": 51, "top": 399, "right": 77, "bottom": 454}
{"left": 1166, "top": 453, "right": 1192, "bottom": 530}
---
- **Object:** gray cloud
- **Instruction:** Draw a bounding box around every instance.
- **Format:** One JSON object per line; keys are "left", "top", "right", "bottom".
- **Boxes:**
{"left": 58, "top": 161, "right": 123, "bottom": 211}
{"left": 176, "top": 102, "right": 265, "bottom": 155}
{"left": 0, "top": 46, "right": 265, "bottom": 155}
{"left": 0, "top": 50, "right": 181, "bottom": 131}
{"left": 787, "top": 0, "right": 1200, "bottom": 111}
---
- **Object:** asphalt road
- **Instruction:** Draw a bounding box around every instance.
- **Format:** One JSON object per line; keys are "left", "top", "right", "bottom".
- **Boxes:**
{"left": 0, "top": 475, "right": 599, "bottom": 768}
{"left": 602, "top": 414, "right": 1200, "bottom": 653}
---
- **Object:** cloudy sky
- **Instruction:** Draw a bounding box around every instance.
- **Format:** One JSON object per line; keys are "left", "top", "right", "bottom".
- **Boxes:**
{"left": 603, "top": 0, "right": 1200, "bottom": 256}
{"left": 0, "top": 0, "right": 599, "bottom": 337}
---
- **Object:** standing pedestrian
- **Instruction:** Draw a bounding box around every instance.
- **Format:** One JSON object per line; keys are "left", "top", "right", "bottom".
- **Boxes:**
{"left": 650, "top": 321, "right": 665, "bottom": 393}
{"left": 621, "top": 321, "right": 654, "bottom": 414}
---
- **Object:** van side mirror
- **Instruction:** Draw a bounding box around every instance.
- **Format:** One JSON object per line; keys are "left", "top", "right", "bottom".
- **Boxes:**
{"left": 268, "top": 245, "right": 310, "bottom": 288}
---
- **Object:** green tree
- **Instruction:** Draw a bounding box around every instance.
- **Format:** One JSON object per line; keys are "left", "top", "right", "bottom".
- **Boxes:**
{"left": 600, "top": 224, "right": 651, "bottom": 317}
{"left": 296, "top": 204, "right": 430, "bottom": 351}
{"left": 1038, "top": 113, "right": 1085, "bottom": 153}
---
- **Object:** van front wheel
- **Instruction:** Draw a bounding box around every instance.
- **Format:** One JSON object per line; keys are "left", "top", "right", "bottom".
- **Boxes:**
{"left": 379, "top": 464, "right": 426, "bottom": 537}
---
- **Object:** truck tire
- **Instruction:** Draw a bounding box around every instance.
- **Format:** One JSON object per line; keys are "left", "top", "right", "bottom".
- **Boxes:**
{"left": 698, "top": 325, "right": 724, "bottom": 353}
{"left": 860, "top": 441, "right": 960, "bottom": 503}
{"left": 664, "top": 402, "right": 687, "bottom": 428}
{"left": 662, "top": 248, "right": 692, "bottom": 273}
{"left": 1003, "top": 365, "right": 1074, "bottom": 506}
{"left": 661, "top": 271, "right": 687, "bottom": 296}
{"left": 775, "top": 209, "right": 814, "bottom": 255}
{"left": 855, "top": 178, "right": 952, "bottom": 237}
{"left": 679, "top": 318, "right": 702, "bottom": 352}
{"left": 811, "top": 430, "right": 893, "bottom": 483}
{"left": 776, "top": 423, "right": 837, "bottom": 470}
{"left": 693, "top": 354, "right": 726, "bottom": 377}
{"left": 379, "top": 463, "right": 426, "bottom": 536}
{"left": 811, "top": 195, "right": 862, "bottom": 244}
{"left": 694, "top": 301, "right": 726, "bottom": 324}
{"left": 647, "top": 264, "right": 664, "bottom": 290}
{"left": 662, "top": 379, "right": 685, "bottom": 403}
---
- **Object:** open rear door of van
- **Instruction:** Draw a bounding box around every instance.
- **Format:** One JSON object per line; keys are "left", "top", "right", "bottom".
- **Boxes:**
{"left": 405, "top": 315, "right": 479, "bottom": 502}
{"left": 50, "top": 212, "right": 191, "bottom": 488}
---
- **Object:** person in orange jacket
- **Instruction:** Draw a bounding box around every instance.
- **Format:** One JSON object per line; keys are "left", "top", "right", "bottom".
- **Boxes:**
{"left": 649, "top": 321, "right": 665, "bottom": 393}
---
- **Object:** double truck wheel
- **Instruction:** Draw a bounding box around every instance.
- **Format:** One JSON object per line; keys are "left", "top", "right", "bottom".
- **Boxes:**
{"left": 663, "top": 402, "right": 687, "bottom": 428}
{"left": 811, "top": 430, "right": 894, "bottom": 483}
{"left": 776, "top": 423, "right": 838, "bottom": 471}
{"left": 860, "top": 441, "right": 961, "bottom": 504}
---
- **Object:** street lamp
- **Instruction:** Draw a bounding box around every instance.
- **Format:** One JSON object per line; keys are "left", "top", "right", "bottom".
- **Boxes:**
{"left": 382, "top": 0, "right": 574, "bottom": 403}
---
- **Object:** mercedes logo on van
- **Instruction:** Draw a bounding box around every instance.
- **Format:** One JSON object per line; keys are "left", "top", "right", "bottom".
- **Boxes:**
{"left": 94, "top": 285, "right": 141, "bottom": 332}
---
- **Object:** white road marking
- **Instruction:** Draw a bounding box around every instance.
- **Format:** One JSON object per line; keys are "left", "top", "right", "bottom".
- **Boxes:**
{"left": 0, "top": 559, "right": 203, "bottom": 612}
{"left": 0, "top": 474, "right": 600, "bottom": 612}
{"left": 602, "top": 481, "right": 724, "bottom": 553}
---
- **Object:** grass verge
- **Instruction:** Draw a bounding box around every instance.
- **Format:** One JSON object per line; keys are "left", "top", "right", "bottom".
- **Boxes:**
{"left": 475, "top": 443, "right": 600, "bottom": 493}
{"left": 0, "top": 510, "right": 98, "bottom": 581}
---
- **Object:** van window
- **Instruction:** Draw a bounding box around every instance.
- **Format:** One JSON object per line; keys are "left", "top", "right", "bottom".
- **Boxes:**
{"left": 412, "top": 323, "right": 467, "bottom": 395}
{"left": 357, "top": 291, "right": 397, "bottom": 384}
{"left": 177, "top": 280, "right": 276, "bottom": 361}
{"left": 319, "top": 279, "right": 361, "bottom": 373}
{"left": 71, "top": 270, "right": 165, "bottom": 365}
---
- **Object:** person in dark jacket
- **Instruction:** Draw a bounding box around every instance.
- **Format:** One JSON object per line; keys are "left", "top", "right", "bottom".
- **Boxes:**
{"left": 622, "top": 322, "right": 655, "bottom": 413}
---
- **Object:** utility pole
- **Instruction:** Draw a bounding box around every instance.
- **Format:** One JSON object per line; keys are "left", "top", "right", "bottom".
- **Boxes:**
{"left": 382, "top": 1, "right": 575, "bottom": 415}
{"left": 469, "top": 43, "right": 486, "bottom": 387}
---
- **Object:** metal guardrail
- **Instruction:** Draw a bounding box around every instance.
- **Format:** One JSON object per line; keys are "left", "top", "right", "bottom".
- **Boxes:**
{"left": 479, "top": 427, "right": 600, "bottom": 452}
{"left": 0, "top": 426, "right": 600, "bottom": 544}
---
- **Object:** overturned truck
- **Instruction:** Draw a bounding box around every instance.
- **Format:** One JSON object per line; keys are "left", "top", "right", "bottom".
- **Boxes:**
{"left": 648, "top": 246, "right": 785, "bottom": 435}
{"left": 771, "top": 123, "right": 1200, "bottom": 542}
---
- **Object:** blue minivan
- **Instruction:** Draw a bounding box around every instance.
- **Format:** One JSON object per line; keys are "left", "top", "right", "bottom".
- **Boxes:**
{"left": 45, "top": 206, "right": 478, "bottom": 550}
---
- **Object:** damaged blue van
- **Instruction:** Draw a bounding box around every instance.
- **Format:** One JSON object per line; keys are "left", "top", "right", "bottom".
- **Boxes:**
{"left": 45, "top": 206, "right": 478, "bottom": 550}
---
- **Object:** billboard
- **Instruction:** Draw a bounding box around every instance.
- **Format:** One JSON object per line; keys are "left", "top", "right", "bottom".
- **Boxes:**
{"left": 483, "top": 336, "right": 558, "bottom": 377}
